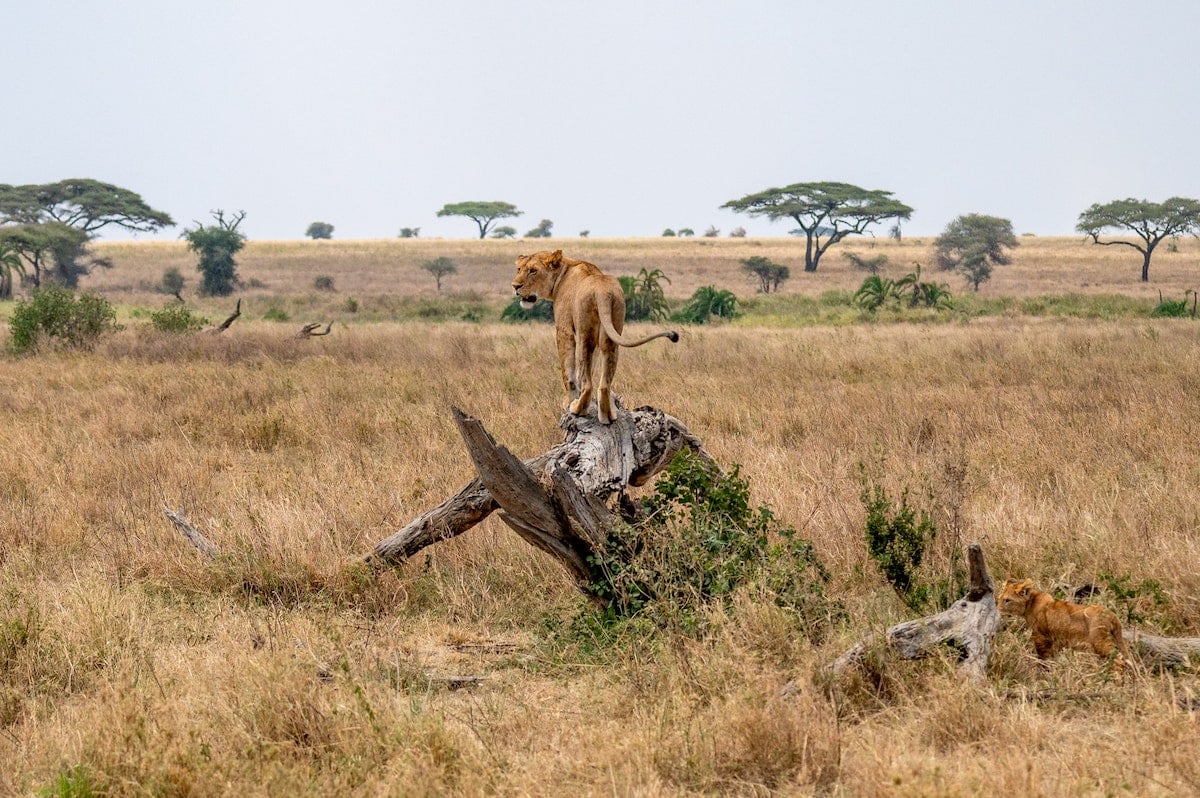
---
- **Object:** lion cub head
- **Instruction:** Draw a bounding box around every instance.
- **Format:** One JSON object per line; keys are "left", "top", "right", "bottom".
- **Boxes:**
{"left": 511, "top": 250, "right": 565, "bottom": 309}
{"left": 998, "top": 578, "right": 1035, "bottom": 617}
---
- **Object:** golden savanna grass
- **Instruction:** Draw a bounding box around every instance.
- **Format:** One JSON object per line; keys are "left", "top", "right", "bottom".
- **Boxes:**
{"left": 2, "top": 237, "right": 1200, "bottom": 795}
{"left": 80, "top": 234, "right": 1200, "bottom": 319}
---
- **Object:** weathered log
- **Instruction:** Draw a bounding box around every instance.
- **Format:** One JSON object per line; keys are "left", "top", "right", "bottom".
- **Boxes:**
{"left": 210, "top": 298, "right": 241, "bottom": 334}
{"left": 1124, "top": 629, "right": 1200, "bottom": 668}
{"left": 297, "top": 322, "right": 333, "bottom": 339}
{"left": 827, "top": 542, "right": 999, "bottom": 682}
{"left": 365, "top": 403, "right": 713, "bottom": 581}
{"left": 163, "top": 506, "right": 218, "bottom": 560}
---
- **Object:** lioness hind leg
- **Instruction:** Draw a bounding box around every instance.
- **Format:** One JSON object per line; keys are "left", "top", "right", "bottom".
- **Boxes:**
{"left": 557, "top": 328, "right": 577, "bottom": 409}
{"left": 595, "top": 344, "right": 619, "bottom": 424}
{"left": 568, "top": 339, "right": 594, "bottom": 418}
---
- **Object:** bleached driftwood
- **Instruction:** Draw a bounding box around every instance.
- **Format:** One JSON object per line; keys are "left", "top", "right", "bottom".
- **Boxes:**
{"left": 364, "top": 403, "right": 713, "bottom": 598}
{"left": 163, "top": 506, "right": 218, "bottom": 560}
{"left": 297, "top": 322, "right": 333, "bottom": 339}
{"left": 1124, "top": 629, "right": 1200, "bottom": 668}
{"left": 827, "top": 542, "right": 999, "bottom": 682}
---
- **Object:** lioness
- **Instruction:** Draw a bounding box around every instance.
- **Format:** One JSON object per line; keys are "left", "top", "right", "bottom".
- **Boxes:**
{"left": 511, "top": 250, "right": 678, "bottom": 424}
{"left": 999, "top": 578, "right": 1130, "bottom": 671}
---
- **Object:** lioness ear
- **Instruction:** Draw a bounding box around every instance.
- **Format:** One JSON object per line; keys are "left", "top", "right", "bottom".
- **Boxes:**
{"left": 547, "top": 249, "right": 564, "bottom": 267}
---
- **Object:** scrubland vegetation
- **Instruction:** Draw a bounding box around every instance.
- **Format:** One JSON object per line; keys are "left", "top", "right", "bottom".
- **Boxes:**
{"left": 2, "top": 237, "right": 1200, "bottom": 795}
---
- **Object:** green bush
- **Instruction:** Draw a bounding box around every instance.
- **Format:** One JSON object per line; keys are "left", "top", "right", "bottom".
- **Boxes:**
{"left": 860, "top": 473, "right": 965, "bottom": 612}
{"left": 500, "top": 295, "right": 554, "bottom": 323}
{"left": 313, "top": 274, "right": 335, "bottom": 292}
{"left": 673, "top": 286, "right": 738, "bottom": 324}
{"left": 262, "top": 307, "right": 290, "bottom": 322}
{"left": 149, "top": 303, "right": 208, "bottom": 333}
{"left": 9, "top": 285, "right": 120, "bottom": 353}
{"left": 590, "top": 451, "right": 838, "bottom": 635}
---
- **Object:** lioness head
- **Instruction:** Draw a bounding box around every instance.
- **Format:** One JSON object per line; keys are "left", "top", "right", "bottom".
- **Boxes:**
{"left": 998, "top": 578, "right": 1035, "bottom": 616}
{"left": 512, "top": 250, "right": 564, "bottom": 309}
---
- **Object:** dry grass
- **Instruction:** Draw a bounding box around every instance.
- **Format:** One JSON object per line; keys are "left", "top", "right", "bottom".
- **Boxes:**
{"left": 2, "top": 311, "right": 1200, "bottom": 795}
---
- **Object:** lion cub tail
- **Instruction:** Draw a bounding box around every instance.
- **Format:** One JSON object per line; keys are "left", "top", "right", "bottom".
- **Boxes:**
{"left": 598, "top": 294, "right": 679, "bottom": 348}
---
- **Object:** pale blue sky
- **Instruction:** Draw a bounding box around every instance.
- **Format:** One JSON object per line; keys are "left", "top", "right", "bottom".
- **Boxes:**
{"left": 4, "top": 1, "right": 1198, "bottom": 240}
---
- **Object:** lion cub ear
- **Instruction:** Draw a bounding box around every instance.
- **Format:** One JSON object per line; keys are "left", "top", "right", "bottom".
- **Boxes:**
{"left": 1017, "top": 579, "right": 1034, "bottom": 595}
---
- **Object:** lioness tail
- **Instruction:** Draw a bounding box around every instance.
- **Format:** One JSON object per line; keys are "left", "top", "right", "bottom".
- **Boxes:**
{"left": 599, "top": 295, "right": 679, "bottom": 348}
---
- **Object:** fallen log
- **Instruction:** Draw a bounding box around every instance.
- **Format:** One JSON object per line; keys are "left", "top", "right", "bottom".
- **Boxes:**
{"left": 364, "top": 403, "right": 715, "bottom": 598}
{"left": 826, "top": 542, "right": 999, "bottom": 682}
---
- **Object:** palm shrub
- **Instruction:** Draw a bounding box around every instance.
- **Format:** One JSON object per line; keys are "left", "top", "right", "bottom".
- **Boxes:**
{"left": 673, "top": 286, "right": 738, "bottom": 324}
{"left": 852, "top": 274, "right": 898, "bottom": 312}
{"left": 618, "top": 268, "right": 671, "bottom": 322}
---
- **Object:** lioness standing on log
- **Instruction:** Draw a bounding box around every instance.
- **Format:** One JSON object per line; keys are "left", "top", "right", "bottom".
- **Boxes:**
{"left": 512, "top": 250, "right": 679, "bottom": 424}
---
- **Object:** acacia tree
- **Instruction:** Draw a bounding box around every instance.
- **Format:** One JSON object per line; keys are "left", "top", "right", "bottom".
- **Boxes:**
{"left": 934, "top": 214, "right": 1018, "bottom": 291}
{"left": 740, "top": 255, "right": 790, "bottom": 293}
{"left": 524, "top": 219, "right": 553, "bottom": 238}
{"left": 436, "top": 201, "right": 522, "bottom": 239}
{"left": 182, "top": 210, "right": 247, "bottom": 296}
{"left": 0, "top": 222, "right": 90, "bottom": 288}
{"left": 0, "top": 179, "right": 173, "bottom": 234}
{"left": 722, "top": 182, "right": 912, "bottom": 272}
{"left": 1076, "top": 197, "right": 1200, "bottom": 282}
{"left": 421, "top": 256, "right": 457, "bottom": 293}
{"left": 0, "top": 179, "right": 172, "bottom": 288}
{"left": 305, "top": 221, "right": 334, "bottom": 239}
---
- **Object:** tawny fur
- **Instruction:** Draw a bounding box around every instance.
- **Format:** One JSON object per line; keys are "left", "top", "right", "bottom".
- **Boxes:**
{"left": 999, "top": 578, "right": 1131, "bottom": 672}
{"left": 511, "top": 250, "right": 678, "bottom": 424}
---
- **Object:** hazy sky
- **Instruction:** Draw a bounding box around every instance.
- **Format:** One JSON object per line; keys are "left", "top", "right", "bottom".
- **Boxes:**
{"left": 4, "top": 1, "right": 1199, "bottom": 241}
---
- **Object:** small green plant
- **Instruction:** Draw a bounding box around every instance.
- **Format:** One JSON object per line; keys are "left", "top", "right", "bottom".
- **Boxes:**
{"left": 859, "top": 470, "right": 965, "bottom": 612}
{"left": 1151, "top": 289, "right": 1196, "bottom": 318}
{"left": 313, "top": 274, "right": 335, "bottom": 292}
{"left": 1096, "top": 571, "right": 1169, "bottom": 626}
{"left": 500, "top": 295, "right": 554, "bottom": 323}
{"left": 149, "top": 303, "right": 208, "bottom": 333}
{"left": 618, "top": 268, "right": 671, "bottom": 322}
{"left": 852, "top": 274, "right": 898, "bottom": 312}
{"left": 589, "top": 450, "right": 839, "bottom": 636}
{"left": 343, "top": 297, "right": 360, "bottom": 313}
{"left": 9, "top": 285, "right": 120, "bottom": 353}
{"left": 39, "top": 764, "right": 98, "bottom": 798}
{"left": 895, "top": 264, "right": 954, "bottom": 309}
{"left": 673, "top": 286, "right": 738, "bottom": 324}
{"left": 262, "top": 307, "right": 290, "bottom": 322}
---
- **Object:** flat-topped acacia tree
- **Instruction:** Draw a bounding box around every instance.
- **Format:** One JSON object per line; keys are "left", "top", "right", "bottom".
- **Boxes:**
{"left": 436, "top": 201, "right": 522, "bottom": 239}
{"left": 721, "top": 181, "right": 912, "bottom": 272}
{"left": 1076, "top": 197, "right": 1200, "bottom": 282}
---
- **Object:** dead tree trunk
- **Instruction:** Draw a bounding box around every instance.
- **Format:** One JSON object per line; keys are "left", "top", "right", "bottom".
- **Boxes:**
{"left": 828, "top": 542, "right": 999, "bottom": 682}
{"left": 365, "top": 404, "right": 713, "bottom": 598}
{"left": 364, "top": 405, "right": 710, "bottom": 585}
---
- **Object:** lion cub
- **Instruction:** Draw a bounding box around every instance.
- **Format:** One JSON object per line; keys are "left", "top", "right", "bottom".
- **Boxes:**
{"left": 511, "top": 250, "right": 678, "bottom": 424}
{"left": 999, "top": 578, "right": 1130, "bottom": 671}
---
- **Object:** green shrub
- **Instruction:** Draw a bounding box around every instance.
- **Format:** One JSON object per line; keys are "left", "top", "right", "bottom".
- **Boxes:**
{"left": 500, "top": 295, "right": 554, "bottom": 323}
{"left": 313, "top": 274, "right": 335, "bottom": 292}
{"left": 590, "top": 451, "right": 839, "bottom": 636}
{"left": 149, "top": 303, "right": 208, "bottom": 333}
{"left": 673, "top": 286, "right": 738, "bottom": 324}
{"left": 262, "top": 307, "right": 290, "bottom": 322}
{"left": 9, "top": 285, "right": 120, "bottom": 353}
{"left": 860, "top": 472, "right": 965, "bottom": 612}
{"left": 1151, "top": 289, "right": 1196, "bottom": 318}
{"left": 160, "top": 266, "right": 186, "bottom": 298}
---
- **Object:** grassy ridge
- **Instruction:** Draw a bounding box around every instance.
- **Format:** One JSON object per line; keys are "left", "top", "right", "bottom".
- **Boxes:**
{"left": 54, "top": 235, "right": 1200, "bottom": 327}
